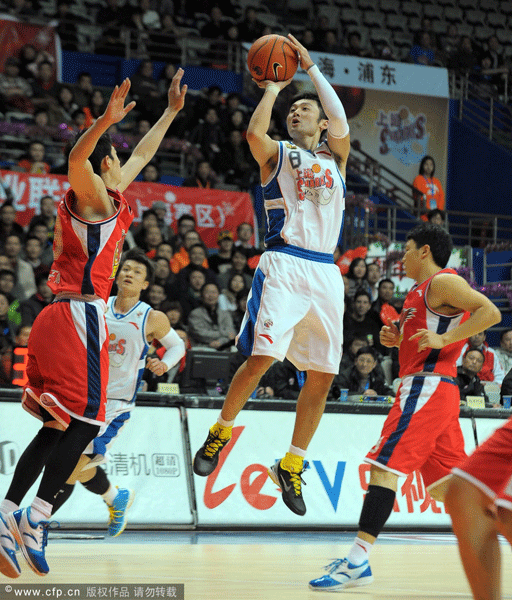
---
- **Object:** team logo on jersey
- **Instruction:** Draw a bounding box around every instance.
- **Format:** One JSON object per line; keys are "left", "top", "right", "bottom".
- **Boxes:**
{"left": 109, "top": 230, "right": 126, "bottom": 280}
{"left": 296, "top": 165, "right": 336, "bottom": 206}
{"left": 417, "top": 289, "right": 423, "bottom": 297}
{"left": 259, "top": 334, "right": 273, "bottom": 344}
{"left": 399, "top": 307, "right": 416, "bottom": 333}
{"left": 285, "top": 142, "right": 297, "bottom": 149}
{"left": 129, "top": 322, "right": 140, "bottom": 330}
{"left": 263, "top": 319, "right": 273, "bottom": 329}
{"left": 108, "top": 334, "right": 126, "bottom": 367}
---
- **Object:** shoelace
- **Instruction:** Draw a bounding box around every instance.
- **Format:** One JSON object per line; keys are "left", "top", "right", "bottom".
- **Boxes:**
{"left": 324, "top": 558, "right": 346, "bottom": 573}
{"left": 204, "top": 434, "right": 230, "bottom": 458}
{"left": 108, "top": 505, "right": 125, "bottom": 525}
{"left": 288, "top": 460, "right": 309, "bottom": 497}
{"left": 39, "top": 521, "right": 59, "bottom": 550}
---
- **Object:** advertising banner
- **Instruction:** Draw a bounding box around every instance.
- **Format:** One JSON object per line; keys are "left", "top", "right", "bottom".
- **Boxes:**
{"left": 0, "top": 404, "right": 193, "bottom": 525}
{"left": 188, "top": 409, "right": 480, "bottom": 528}
{"left": 0, "top": 171, "right": 256, "bottom": 249}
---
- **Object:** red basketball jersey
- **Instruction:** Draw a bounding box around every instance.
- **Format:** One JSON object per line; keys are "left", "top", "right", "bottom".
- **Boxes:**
{"left": 398, "top": 268, "right": 470, "bottom": 379}
{"left": 48, "top": 188, "right": 133, "bottom": 302}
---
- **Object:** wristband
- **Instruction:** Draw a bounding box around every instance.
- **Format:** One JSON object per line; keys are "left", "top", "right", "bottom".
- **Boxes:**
{"left": 265, "top": 83, "right": 280, "bottom": 97}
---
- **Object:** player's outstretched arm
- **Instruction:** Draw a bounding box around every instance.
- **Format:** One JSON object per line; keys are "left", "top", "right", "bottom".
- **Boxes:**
{"left": 146, "top": 310, "right": 186, "bottom": 376}
{"left": 119, "top": 68, "right": 187, "bottom": 193}
{"left": 68, "top": 78, "right": 136, "bottom": 216}
{"left": 246, "top": 77, "right": 290, "bottom": 169}
{"left": 409, "top": 274, "right": 502, "bottom": 351}
{"left": 287, "top": 33, "right": 350, "bottom": 170}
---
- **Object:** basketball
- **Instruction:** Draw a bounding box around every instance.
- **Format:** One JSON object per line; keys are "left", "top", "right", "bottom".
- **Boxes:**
{"left": 247, "top": 34, "right": 299, "bottom": 82}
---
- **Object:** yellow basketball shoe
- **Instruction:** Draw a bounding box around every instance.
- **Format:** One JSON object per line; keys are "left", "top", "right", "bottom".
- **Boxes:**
{"left": 268, "top": 453, "right": 308, "bottom": 516}
{"left": 193, "top": 423, "right": 232, "bottom": 476}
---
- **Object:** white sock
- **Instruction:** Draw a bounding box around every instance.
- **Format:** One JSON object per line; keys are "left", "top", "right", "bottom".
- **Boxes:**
{"left": 347, "top": 537, "right": 373, "bottom": 565}
{"left": 217, "top": 414, "right": 234, "bottom": 428}
{"left": 0, "top": 499, "right": 18, "bottom": 515}
{"left": 102, "top": 485, "right": 118, "bottom": 506}
{"left": 289, "top": 444, "right": 306, "bottom": 458}
{"left": 30, "top": 497, "right": 52, "bottom": 522}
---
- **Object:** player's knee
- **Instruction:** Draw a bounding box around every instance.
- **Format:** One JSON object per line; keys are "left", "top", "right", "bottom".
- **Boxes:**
{"left": 245, "top": 355, "right": 274, "bottom": 378}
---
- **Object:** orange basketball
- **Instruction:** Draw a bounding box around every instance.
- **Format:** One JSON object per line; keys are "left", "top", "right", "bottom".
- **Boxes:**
{"left": 247, "top": 34, "right": 299, "bottom": 82}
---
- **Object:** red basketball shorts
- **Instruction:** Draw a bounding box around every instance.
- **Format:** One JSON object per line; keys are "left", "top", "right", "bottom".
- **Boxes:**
{"left": 453, "top": 417, "right": 512, "bottom": 510}
{"left": 365, "top": 375, "right": 467, "bottom": 490}
{"left": 22, "top": 298, "right": 108, "bottom": 427}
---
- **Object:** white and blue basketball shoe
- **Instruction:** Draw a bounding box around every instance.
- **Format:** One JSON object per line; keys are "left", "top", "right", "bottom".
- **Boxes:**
{"left": 7, "top": 508, "right": 51, "bottom": 576}
{"left": 0, "top": 512, "right": 21, "bottom": 578}
{"left": 309, "top": 558, "right": 374, "bottom": 591}
{"left": 107, "top": 488, "right": 135, "bottom": 537}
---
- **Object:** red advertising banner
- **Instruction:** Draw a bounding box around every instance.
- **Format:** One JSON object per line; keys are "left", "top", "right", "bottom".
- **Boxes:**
{"left": 0, "top": 170, "right": 257, "bottom": 249}
{"left": 0, "top": 18, "right": 60, "bottom": 75}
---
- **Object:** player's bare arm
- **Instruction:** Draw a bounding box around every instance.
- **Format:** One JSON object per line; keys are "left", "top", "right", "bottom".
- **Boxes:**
{"left": 119, "top": 68, "right": 187, "bottom": 193}
{"left": 409, "top": 273, "right": 501, "bottom": 351}
{"left": 247, "top": 77, "right": 291, "bottom": 180}
{"left": 68, "top": 78, "right": 136, "bottom": 219}
{"left": 146, "top": 310, "right": 186, "bottom": 376}
{"left": 287, "top": 33, "right": 350, "bottom": 175}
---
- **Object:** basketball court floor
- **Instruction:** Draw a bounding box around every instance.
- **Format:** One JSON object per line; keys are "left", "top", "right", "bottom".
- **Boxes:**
{"left": 7, "top": 530, "right": 512, "bottom": 599}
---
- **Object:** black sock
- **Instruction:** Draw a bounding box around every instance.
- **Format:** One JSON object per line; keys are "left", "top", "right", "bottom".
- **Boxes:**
{"left": 36, "top": 419, "right": 100, "bottom": 505}
{"left": 358, "top": 485, "right": 396, "bottom": 539}
{"left": 81, "top": 467, "right": 110, "bottom": 496}
{"left": 51, "top": 483, "right": 76, "bottom": 515}
{"left": 5, "top": 427, "right": 63, "bottom": 506}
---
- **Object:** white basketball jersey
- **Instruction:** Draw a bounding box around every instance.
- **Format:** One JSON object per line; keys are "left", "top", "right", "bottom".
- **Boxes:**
{"left": 106, "top": 296, "right": 152, "bottom": 402}
{"left": 262, "top": 140, "right": 346, "bottom": 254}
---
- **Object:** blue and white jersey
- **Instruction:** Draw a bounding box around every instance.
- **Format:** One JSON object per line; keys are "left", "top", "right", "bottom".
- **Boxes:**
{"left": 262, "top": 140, "right": 346, "bottom": 255}
{"left": 105, "top": 296, "right": 152, "bottom": 402}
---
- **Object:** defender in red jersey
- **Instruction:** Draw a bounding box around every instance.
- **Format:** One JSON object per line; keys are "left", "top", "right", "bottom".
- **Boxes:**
{"left": 309, "top": 223, "right": 501, "bottom": 593}
{"left": 0, "top": 71, "right": 187, "bottom": 579}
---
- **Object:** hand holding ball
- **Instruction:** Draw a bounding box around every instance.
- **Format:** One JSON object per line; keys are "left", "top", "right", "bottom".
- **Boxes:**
{"left": 247, "top": 34, "right": 299, "bottom": 82}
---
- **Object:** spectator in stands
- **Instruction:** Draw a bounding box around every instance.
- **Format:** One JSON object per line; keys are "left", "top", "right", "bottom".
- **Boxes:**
{"left": 18, "top": 140, "right": 51, "bottom": 174}
{"left": 412, "top": 155, "right": 445, "bottom": 220}
{"left": 130, "top": 60, "right": 162, "bottom": 121}
{"left": 448, "top": 36, "right": 480, "bottom": 74}
{"left": 366, "top": 262, "right": 381, "bottom": 302}
{"left": 72, "top": 72, "right": 93, "bottom": 110}
{"left": 147, "top": 282, "right": 168, "bottom": 311}
{"left": 456, "top": 348, "right": 489, "bottom": 405}
{"left": 143, "top": 225, "right": 163, "bottom": 258}
{"left": 371, "top": 278, "right": 395, "bottom": 324}
{"left": 0, "top": 203, "right": 25, "bottom": 252}
{"left": 153, "top": 256, "right": 175, "bottom": 298}
{"left": 4, "top": 233, "right": 37, "bottom": 302}
{"left": 217, "top": 246, "right": 253, "bottom": 290}
{"left": 95, "top": 0, "right": 126, "bottom": 57}
{"left": 17, "top": 44, "right": 41, "bottom": 80}
{"left": 189, "top": 107, "right": 225, "bottom": 165}
{"left": 235, "top": 222, "right": 260, "bottom": 258}
{"left": 375, "top": 42, "right": 398, "bottom": 62}
{"left": 55, "top": 85, "right": 79, "bottom": 123}
{"left": 19, "top": 272, "right": 53, "bottom": 327}
{"left": 26, "top": 220, "right": 53, "bottom": 265}
{"left": 178, "top": 268, "right": 206, "bottom": 322}
{"left": 83, "top": 88, "right": 108, "bottom": 128}
{"left": 0, "top": 291, "right": 16, "bottom": 347}
{"left": 324, "top": 30, "right": 344, "bottom": 55}
{"left": 193, "top": 85, "right": 223, "bottom": 124}
{"left": 256, "top": 358, "right": 303, "bottom": 400}
{"left": 170, "top": 229, "right": 209, "bottom": 274}
{"left": 333, "top": 346, "right": 391, "bottom": 398}
{"left": 182, "top": 160, "right": 218, "bottom": 189}
{"left": 171, "top": 214, "right": 197, "bottom": 252}
{"left": 165, "top": 301, "right": 187, "bottom": 332}
{"left": 0, "top": 56, "right": 34, "bottom": 114}
{"left": 147, "top": 15, "right": 182, "bottom": 63}
{"left": 188, "top": 282, "right": 236, "bottom": 349}
{"left": 69, "top": 108, "right": 86, "bottom": 133}
{"left": 457, "top": 330, "right": 505, "bottom": 385}
{"left": 29, "top": 195, "right": 56, "bottom": 239}
{"left": 338, "top": 334, "right": 368, "bottom": 370}
{"left": 427, "top": 208, "right": 446, "bottom": 227}
{"left": 218, "top": 272, "right": 247, "bottom": 312}
{"left": 209, "top": 230, "right": 235, "bottom": 274}
{"left": 132, "top": 208, "right": 159, "bottom": 248}
{"left": 0, "top": 335, "right": 13, "bottom": 387}
{"left": 300, "top": 29, "right": 320, "bottom": 52}
{"left": 142, "top": 162, "right": 161, "bottom": 183}
{"left": 343, "top": 289, "right": 383, "bottom": 354}
{"left": 346, "top": 257, "right": 371, "bottom": 300}
{"left": 220, "top": 108, "right": 246, "bottom": 136}
{"left": 409, "top": 31, "right": 436, "bottom": 66}
{"left": 130, "top": 0, "right": 161, "bottom": 32}
{"left": 495, "top": 328, "right": 512, "bottom": 376}
{"left": 201, "top": 5, "right": 229, "bottom": 40}
{"left": 176, "top": 243, "right": 217, "bottom": 293}
{"left": 26, "top": 109, "right": 54, "bottom": 143}
{"left": 155, "top": 241, "right": 173, "bottom": 263}
{"left": 500, "top": 364, "right": 512, "bottom": 404}
{"left": 30, "top": 60, "right": 59, "bottom": 114}
{"left": 232, "top": 289, "right": 248, "bottom": 333}
{"left": 215, "top": 129, "right": 255, "bottom": 190}
{"left": 23, "top": 236, "right": 49, "bottom": 280}
{"left": 0, "top": 270, "right": 16, "bottom": 302}
{"left": 344, "top": 31, "right": 372, "bottom": 58}
{"left": 237, "top": 6, "right": 264, "bottom": 43}
{"left": 440, "top": 23, "right": 460, "bottom": 65}
{"left": 53, "top": 1, "right": 80, "bottom": 52}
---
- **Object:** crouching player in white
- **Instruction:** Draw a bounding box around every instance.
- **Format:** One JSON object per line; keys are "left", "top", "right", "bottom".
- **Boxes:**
{"left": 50, "top": 249, "right": 185, "bottom": 535}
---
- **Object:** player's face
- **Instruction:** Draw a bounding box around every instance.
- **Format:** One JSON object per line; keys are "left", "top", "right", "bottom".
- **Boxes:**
{"left": 402, "top": 239, "right": 422, "bottom": 280}
{"left": 286, "top": 100, "right": 325, "bottom": 139}
{"left": 116, "top": 260, "right": 148, "bottom": 294}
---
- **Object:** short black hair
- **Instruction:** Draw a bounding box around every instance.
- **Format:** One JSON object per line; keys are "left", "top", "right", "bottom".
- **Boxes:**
{"left": 353, "top": 289, "right": 372, "bottom": 302}
{"left": 501, "top": 328, "right": 512, "bottom": 342}
{"left": 419, "top": 155, "right": 436, "bottom": 176}
{"left": 378, "top": 278, "right": 394, "bottom": 289}
{"left": 406, "top": 222, "right": 452, "bottom": 269}
{"left": 289, "top": 92, "right": 327, "bottom": 121}
{"left": 0, "top": 269, "right": 16, "bottom": 284}
{"left": 118, "top": 248, "right": 155, "bottom": 285}
{"left": 463, "top": 347, "right": 485, "bottom": 361}
{"left": 427, "top": 208, "right": 445, "bottom": 222}
{"left": 355, "top": 346, "right": 377, "bottom": 359}
{"left": 178, "top": 214, "right": 196, "bottom": 226}
{"left": 72, "top": 130, "right": 113, "bottom": 176}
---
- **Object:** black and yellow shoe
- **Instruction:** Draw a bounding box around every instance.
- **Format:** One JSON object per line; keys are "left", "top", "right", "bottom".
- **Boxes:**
{"left": 193, "top": 423, "right": 232, "bottom": 476}
{"left": 268, "top": 454, "right": 308, "bottom": 516}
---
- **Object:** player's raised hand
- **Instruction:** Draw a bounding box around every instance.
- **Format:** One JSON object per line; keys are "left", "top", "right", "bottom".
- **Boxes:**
{"left": 167, "top": 67, "right": 187, "bottom": 113}
{"left": 252, "top": 77, "right": 294, "bottom": 91}
{"left": 103, "top": 79, "right": 136, "bottom": 125}
{"left": 287, "top": 33, "right": 314, "bottom": 71}
{"left": 146, "top": 356, "right": 168, "bottom": 376}
{"left": 409, "top": 328, "right": 444, "bottom": 351}
{"left": 380, "top": 317, "right": 400, "bottom": 348}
